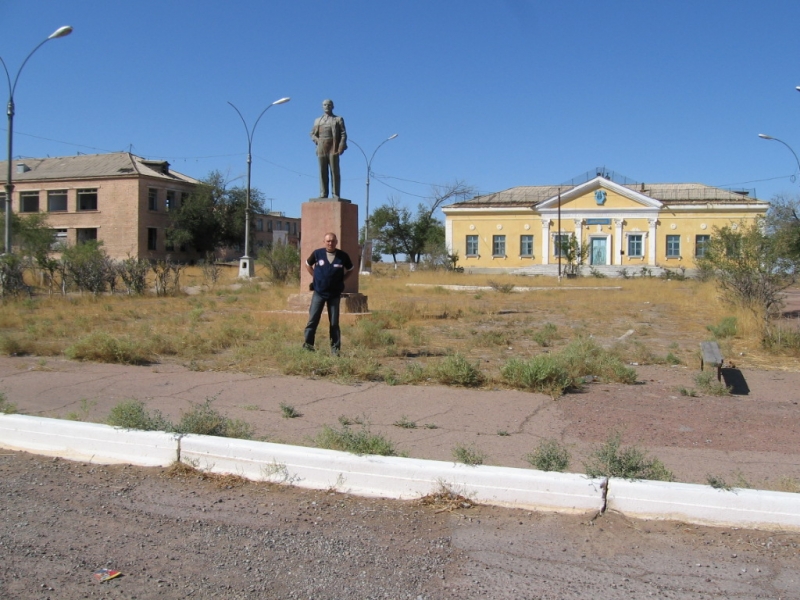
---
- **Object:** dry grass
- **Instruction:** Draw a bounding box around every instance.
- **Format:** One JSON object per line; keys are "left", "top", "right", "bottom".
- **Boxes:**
{"left": 1, "top": 264, "right": 797, "bottom": 381}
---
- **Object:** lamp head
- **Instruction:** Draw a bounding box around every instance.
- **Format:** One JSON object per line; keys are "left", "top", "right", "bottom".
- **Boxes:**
{"left": 49, "top": 26, "right": 73, "bottom": 39}
{"left": 758, "top": 133, "right": 774, "bottom": 140}
{"left": 272, "top": 97, "right": 291, "bottom": 105}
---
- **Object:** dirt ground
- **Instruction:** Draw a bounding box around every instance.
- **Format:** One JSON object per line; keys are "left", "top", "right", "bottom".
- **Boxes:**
{"left": 1, "top": 290, "right": 800, "bottom": 598}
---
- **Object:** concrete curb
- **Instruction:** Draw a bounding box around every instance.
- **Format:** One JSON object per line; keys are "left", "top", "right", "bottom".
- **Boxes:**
{"left": 2, "top": 414, "right": 799, "bottom": 530}
{"left": 607, "top": 478, "right": 800, "bottom": 530}
{"left": 0, "top": 414, "right": 178, "bottom": 467}
{"left": 180, "top": 434, "right": 605, "bottom": 513}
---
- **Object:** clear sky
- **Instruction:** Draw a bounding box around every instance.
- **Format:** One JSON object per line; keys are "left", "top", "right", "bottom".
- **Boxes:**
{"left": 3, "top": 0, "right": 800, "bottom": 226}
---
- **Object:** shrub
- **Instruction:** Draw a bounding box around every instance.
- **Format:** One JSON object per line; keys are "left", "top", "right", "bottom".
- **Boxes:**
{"left": 61, "top": 241, "right": 114, "bottom": 295}
{"left": 313, "top": 423, "right": 399, "bottom": 456}
{"left": 694, "top": 371, "right": 731, "bottom": 396}
{"left": 65, "top": 331, "right": 155, "bottom": 365}
{"left": 0, "top": 391, "right": 18, "bottom": 415}
{"left": 0, "top": 254, "right": 27, "bottom": 297}
{"left": 107, "top": 399, "right": 172, "bottom": 431}
{"left": 117, "top": 256, "right": 150, "bottom": 295}
{"left": 393, "top": 415, "right": 417, "bottom": 429}
{"left": 279, "top": 402, "right": 301, "bottom": 418}
{"left": 532, "top": 322, "right": 558, "bottom": 347}
{"left": 152, "top": 257, "right": 183, "bottom": 297}
{"left": 431, "top": 353, "right": 485, "bottom": 387}
{"left": 351, "top": 318, "right": 395, "bottom": 349}
{"left": 500, "top": 355, "right": 575, "bottom": 397}
{"left": 525, "top": 439, "right": 570, "bottom": 472}
{"left": 258, "top": 242, "right": 301, "bottom": 284}
{"left": 583, "top": 432, "right": 673, "bottom": 481}
{"left": 487, "top": 280, "right": 515, "bottom": 293}
{"left": 175, "top": 398, "right": 253, "bottom": 439}
{"left": 707, "top": 316, "right": 737, "bottom": 339}
{"left": 452, "top": 443, "right": 486, "bottom": 466}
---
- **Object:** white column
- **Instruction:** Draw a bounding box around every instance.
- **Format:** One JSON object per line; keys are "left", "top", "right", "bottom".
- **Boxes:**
{"left": 648, "top": 218, "right": 658, "bottom": 266}
{"left": 613, "top": 218, "right": 624, "bottom": 266}
{"left": 541, "top": 219, "right": 551, "bottom": 265}
{"left": 573, "top": 219, "right": 583, "bottom": 256}
{"left": 445, "top": 217, "right": 453, "bottom": 255}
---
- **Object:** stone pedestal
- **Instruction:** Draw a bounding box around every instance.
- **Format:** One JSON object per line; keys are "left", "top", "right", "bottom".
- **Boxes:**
{"left": 300, "top": 198, "right": 361, "bottom": 294}
{"left": 287, "top": 291, "right": 368, "bottom": 313}
{"left": 237, "top": 256, "right": 255, "bottom": 278}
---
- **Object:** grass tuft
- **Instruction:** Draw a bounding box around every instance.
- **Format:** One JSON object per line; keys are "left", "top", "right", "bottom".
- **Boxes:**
{"left": 452, "top": 443, "right": 486, "bottom": 466}
{"left": 525, "top": 439, "right": 570, "bottom": 472}
{"left": 107, "top": 399, "right": 171, "bottom": 431}
{"left": 313, "top": 423, "right": 400, "bottom": 456}
{"left": 583, "top": 432, "right": 673, "bottom": 481}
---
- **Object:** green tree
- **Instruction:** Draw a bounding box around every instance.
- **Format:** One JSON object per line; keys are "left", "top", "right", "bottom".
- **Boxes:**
{"left": 258, "top": 242, "right": 300, "bottom": 284}
{"left": 696, "top": 217, "right": 800, "bottom": 338}
{"left": 166, "top": 171, "right": 266, "bottom": 254}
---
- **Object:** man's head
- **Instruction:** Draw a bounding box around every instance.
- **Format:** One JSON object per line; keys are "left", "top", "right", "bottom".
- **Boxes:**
{"left": 323, "top": 233, "right": 338, "bottom": 250}
{"left": 322, "top": 99, "right": 334, "bottom": 115}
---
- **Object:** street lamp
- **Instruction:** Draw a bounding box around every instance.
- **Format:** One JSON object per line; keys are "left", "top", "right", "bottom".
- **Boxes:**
{"left": 349, "top": 134, "right": 398, "bottom": 274}
{"left": 758, "top": 133, "right": 800, "bottom": 181}
{"left": 1, "top": 25, "right": 73, "bottom": 254}
{"left": 227, "top": 97, "right": 290, "bottom": 278}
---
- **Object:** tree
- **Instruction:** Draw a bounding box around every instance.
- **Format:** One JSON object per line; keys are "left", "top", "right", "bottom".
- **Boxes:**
{"left": 696, "top": 217, "right": 800, "bottom": 338}
{"left": 258, "top": 242, "right": 300, "bottom": 284}
{"left": 367, "top": 181, "right": 475, "bottom": 264}
{"left": 766, "top": 193, "right": 800, "bottom": 261}
{"left": 166, "top": 171, "right": 266, "bottom": 255}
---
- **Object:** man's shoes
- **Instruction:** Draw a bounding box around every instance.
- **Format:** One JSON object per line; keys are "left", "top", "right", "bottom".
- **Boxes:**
{"left": 303, "top": 343, "right": 315, "bottom": 352}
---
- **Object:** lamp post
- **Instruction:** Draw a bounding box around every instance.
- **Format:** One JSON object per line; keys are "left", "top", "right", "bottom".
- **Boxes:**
{"left": 1, "top": 25, "right": 73, "bottom": 254}
{"left": 227, "top": 97, "right": 290, "bottom": 278}
{"left": 349, "top": 134, "right": 398, "bottom": 273}
{"left": 758, "top": 133, "right": 800, "bottom": 182}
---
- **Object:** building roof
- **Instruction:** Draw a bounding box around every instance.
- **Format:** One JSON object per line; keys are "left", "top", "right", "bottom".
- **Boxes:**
{"left": 0, "top": 152, "right": 199, "bottom": 185}
{"left": 445, "top": 170, "right": 768, "bottom": 210}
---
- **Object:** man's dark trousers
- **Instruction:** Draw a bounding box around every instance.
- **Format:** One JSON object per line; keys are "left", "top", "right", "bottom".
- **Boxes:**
{"left": 304, "top": 292, "right": 342, "bottom": 353}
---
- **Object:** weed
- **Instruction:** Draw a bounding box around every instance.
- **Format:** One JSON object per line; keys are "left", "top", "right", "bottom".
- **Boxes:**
{"left": 107, "top": 399, "right": 172, "bottom": 431}
{"left": 501, "top": 354, "right": 576, "bottom": 397}
{"left": 678, "top": 387, "right": 699, "bottom": 397}
{"left": 532, "top": 322, "right": 559, "bottom": 347}
{"left": 424, "top": 423, "right": 439, "bottom": 429}
{"left": 313, "top": 423, "right": 400, "bottom": 456}
{"left": 393, "top": 415, "right": 417, "bottom": 429}
{"left": 694, "top": 371, "right": 731, "bottom": 396}
{"left": 175, "top": 397, "right": 253, "bottom": 439}
{"left": 525, "top": 439, "right": 570, "bottom": 472}
{"left": 496, "top": 429, "right": 510, "bottom": 437}
{"left": 706, "top": 474, "right": 732, "bottom": 490}
{"left": 338, "top": 414, "right": 365, "bottom": 427}
{"left": 775, "top": 476, "right": 800, "bottom": 493}
{"left": 351, "top": 318, "right": 396, "bottom": 349}
{"left": 762, "top": 322, "right": 800, "bottom": 352}
{"left": 665, "top": 352, "right": 682, "bottom": 365}
{"left": 487, "top": 280, "right": 515, "bottom": 293}
{"left": 583, "top": 432, "right": 673, "bottom": 481}
{"left": 419, "top": 480, "right": 475, "bottom": 511}
{"left": 452, "top": 443, "right": 486, "bottom": 466}
{"left": 0, "top": 391, "right": 17, "bottom": 414}
{"left": 65, "top": 398, "right": 97, "bottom": 422}
{"left": 279, "top": 402, "right": 301, "bottom": 419}
{"left": 65, "top": 331, "right": 154, "bottom": 365}
{"left": 707, "top": 316, "right": 737, "bottom": 339}
{"left": 431, "top": 354, "right": 486, "bottom": 387}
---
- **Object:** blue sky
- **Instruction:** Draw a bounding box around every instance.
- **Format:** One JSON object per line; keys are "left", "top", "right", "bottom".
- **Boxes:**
{"left": 3, "top": 0, "right": 800, "bottom": 226}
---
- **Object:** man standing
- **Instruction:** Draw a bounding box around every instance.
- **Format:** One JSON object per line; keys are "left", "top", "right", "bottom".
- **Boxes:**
{"left": 303, "top": 232, "right": 354, "bottom": 355}
{"left": 310, "top": 99, "right": 347, "bottom": 199}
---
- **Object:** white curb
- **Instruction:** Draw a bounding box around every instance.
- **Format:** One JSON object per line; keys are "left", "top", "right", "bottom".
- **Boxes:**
{"left": 180, "top": 434, "right": 605, "bottom": 513}
{"left": 0, "top": 414, "right": 178, "bottom": 467}
{"left": 607, "top": 478, "right": 800, "bottom": 531}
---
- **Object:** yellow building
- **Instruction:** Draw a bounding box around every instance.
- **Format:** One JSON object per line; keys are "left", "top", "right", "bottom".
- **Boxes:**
{"left": 442, "top": 169, "right": 769, "bottom": 276}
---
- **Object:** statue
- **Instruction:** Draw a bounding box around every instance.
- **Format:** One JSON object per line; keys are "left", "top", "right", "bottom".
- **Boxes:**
{"left": 310, "top": 99, "right": 347, "bottom": 199}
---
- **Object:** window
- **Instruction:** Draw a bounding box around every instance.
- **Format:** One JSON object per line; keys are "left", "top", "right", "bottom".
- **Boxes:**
{"left": 466, "top": 235, "right": 479, "bottom": 256}
{"left": 147, "top": 228, "right": 157, "bottom": 251}
{"left": 47, "top": 190, "right": 68, "bottom": 212}
{"left": 165, "top": 190, "right": 175, "bottom": 212}
{"left": 181, "top": 191, "right": 189, "bottom": 208}
{"left": 627, "top": 234, "right": 643, "bottom": 258}
{"left": 77, "top": 228, "right": 97, "bottom": 244}
{"left": 520, "top": 235, "right": 533, "bottom": 257}
{"left": 267, "top": 220, "right": 273, "bottom": 232}
{"left": 492, "top": 235, "right": 506, "bottom": 257}
{"left": 256, "top": 218, "right": 263, "bottom": 232}
{"left": 695, "top": 235, "right": 710, "bottom": 258}
{"left": 19, "top": 191, "right": 39, "bottom": 213}
{"left": 666, "top": 235, "right": 681, "bottom": 258}
{"left": 276, "top": 221, "right": 282, "bottom": 231}
{"left": 77, "top": 189, "right": 97, "bottom": 211}
{"left": 553, "top": 233, "right": 569, "bottom": 257}
{"left": 148, "top": 188, "right": 158, "bottom": 211}
{"left": 51, "top": 229, "right": 67, "bottom": 249}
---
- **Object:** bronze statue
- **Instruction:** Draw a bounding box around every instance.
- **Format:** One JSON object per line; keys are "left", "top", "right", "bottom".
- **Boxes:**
{"left": 310, "top": 99, "right": 347, "bottom": 198}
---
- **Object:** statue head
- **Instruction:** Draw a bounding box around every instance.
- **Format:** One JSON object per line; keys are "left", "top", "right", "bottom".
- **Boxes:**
{"left": 322, "top": 99, "right": 334, "bottom": 115}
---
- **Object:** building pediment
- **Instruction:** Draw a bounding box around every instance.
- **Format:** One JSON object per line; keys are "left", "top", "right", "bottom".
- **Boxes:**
{"left": 536, "top": 176, "right": 663, "bottom": 211}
